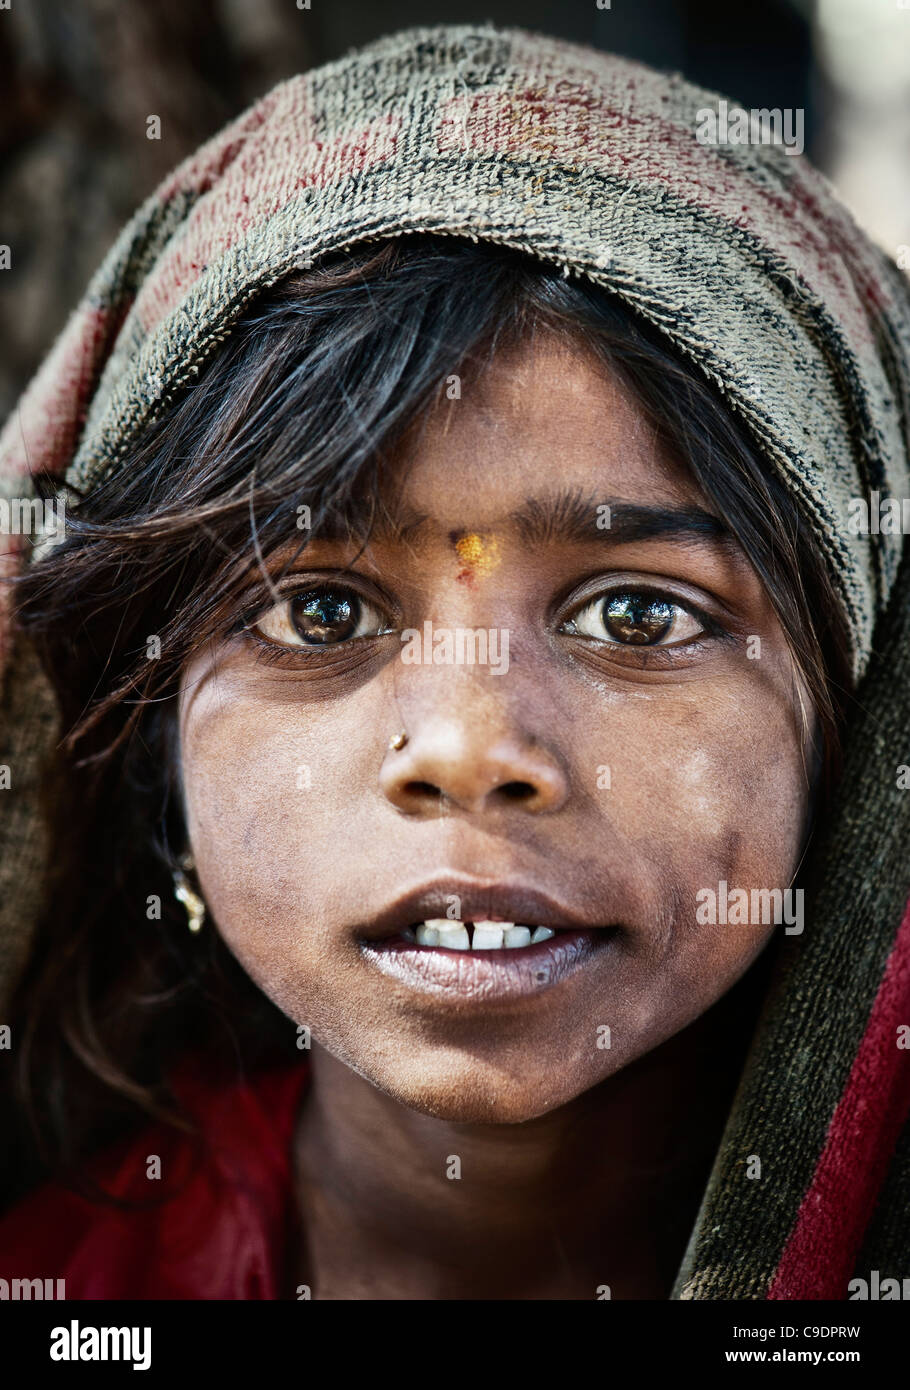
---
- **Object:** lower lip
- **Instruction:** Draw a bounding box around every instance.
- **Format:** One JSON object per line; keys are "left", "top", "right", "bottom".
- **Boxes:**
{"left": 359, "top": 928, "right": 613, "bottom": 1002}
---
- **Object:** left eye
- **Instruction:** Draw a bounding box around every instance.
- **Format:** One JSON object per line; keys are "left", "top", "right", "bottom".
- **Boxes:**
{"left": 252, "top": 585, "right": 390, "bottom": 647}
{"left": 564, "top": 591, "right": 704, "bottom": 646}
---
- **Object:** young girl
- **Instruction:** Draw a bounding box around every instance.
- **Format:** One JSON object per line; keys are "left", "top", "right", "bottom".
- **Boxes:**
{"left": 1, "top": 24, "right": 909, "bottom": 1301}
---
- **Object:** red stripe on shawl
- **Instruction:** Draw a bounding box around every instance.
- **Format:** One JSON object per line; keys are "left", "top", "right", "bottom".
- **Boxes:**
{"left": 134, "top": 110, "right": 401, "bottom": 337}
{"left": 436, "top": 85, "right": 878, "bottom": 348}
{"left": 768, "top": 893, "right": 910, "bottom": 1299}
{"left": 0, "top": 303, "right": 111, "bottom": 481}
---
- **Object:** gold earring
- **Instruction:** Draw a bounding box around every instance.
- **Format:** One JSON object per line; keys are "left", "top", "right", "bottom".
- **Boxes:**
{"left": 388, "top": 731, "right": 408, "bottom": 751}
{"left": 173, "top": 851, "right": 206, "bottom": 934}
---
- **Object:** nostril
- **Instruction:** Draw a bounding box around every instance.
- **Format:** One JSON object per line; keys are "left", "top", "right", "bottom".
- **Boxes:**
{"left": 498, "top": 781, "right": 537, "bottom": 801}
{"left": 404, "top": 781, "right": 442, "bottom": 799}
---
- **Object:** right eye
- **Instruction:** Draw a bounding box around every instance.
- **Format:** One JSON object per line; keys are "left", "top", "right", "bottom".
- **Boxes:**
{"left": 252, "top": 585, "right": 391, "bottom": 648}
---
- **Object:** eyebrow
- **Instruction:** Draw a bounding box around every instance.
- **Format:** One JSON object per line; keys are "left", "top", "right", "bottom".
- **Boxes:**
{"left": 508, "top": 490, "right": 732, "bottom": 548}
{"left": 315, "top": 488, "right": 734, "bottom": 550}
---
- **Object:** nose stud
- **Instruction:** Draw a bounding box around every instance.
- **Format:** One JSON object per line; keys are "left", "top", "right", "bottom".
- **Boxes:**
{"left": 388, "top": 731, "right": 408, "bottom": 751}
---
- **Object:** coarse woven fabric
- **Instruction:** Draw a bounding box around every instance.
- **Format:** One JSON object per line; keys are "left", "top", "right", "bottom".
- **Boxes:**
{"left": 1, "top": 22, "right": 909, "bottom": 1301}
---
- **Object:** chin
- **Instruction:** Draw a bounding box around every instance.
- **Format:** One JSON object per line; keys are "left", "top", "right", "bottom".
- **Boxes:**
{"left": 375, "top": 1060, "right": 595, "bottom": 1125}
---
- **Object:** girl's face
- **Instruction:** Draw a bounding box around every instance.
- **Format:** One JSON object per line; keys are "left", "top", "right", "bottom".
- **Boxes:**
{"left": 178, "top": 333, "right": 814, "bottom": 1122}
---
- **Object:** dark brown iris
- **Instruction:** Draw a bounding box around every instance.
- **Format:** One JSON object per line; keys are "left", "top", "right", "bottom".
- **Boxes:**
{"left": 290, "top": 588, "right": 359, "bottom": 644}
{"left": 603, "top": 594, "right": 674, "bottom": 645}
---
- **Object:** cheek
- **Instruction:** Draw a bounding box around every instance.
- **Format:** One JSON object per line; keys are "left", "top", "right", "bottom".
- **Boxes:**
{"left": 177, "top": 661, "right": 414, "bottom": 1027}
{"left": 585, "top": 670, "right": 809, "bottom": 983}
{"left": 177, "top": 670, "right": 419, "bottom": 1058}
{"left": 177, "top": 673, "right": 342, "bottom": 985}
{"left": 630, "top": 701, "right": 804, "bottom": 864}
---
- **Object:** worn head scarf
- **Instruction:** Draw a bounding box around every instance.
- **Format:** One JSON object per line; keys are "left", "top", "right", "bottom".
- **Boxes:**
{"left": 2, "top": 23, "right": 910, "bottom": 1299}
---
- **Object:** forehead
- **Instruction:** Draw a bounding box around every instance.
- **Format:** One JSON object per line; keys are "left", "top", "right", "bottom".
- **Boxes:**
{"left": 385, "top": 332, "right": 698, "bottom": 526}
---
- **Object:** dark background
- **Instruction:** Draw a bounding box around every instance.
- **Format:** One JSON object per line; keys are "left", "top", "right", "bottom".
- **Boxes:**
{"left": 1, "top": 0, "right": 906, "bottom": 421}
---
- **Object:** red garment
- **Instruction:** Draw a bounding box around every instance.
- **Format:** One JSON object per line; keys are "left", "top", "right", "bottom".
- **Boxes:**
{"left": 0, "top": 1056, "right": 310, "bottom": 1298}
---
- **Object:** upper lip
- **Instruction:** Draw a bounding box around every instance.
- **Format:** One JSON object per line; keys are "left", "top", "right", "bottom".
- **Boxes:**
{"left": 358, "top": 878, "right": 602, "bottom": 941}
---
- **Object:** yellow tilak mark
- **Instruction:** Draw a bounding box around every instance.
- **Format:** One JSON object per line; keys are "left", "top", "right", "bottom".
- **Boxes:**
{"left": 454, "top": 532, "right": 500, "bottom": 580}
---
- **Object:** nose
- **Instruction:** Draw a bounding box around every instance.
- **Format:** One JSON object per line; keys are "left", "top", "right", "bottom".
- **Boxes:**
{"left": 379, "top": 711, "right": 569, "bottom": 816}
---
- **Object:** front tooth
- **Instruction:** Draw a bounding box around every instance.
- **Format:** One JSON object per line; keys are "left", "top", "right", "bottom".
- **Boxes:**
{"left": 472, "top": 922, "right": 506, "bottom": 949}
{"left": 416, "top": 923, "right": 440, "bottom": 946}
{"left": 434, "top": 923, "right": 470, "bottom": 951}
{"left": 503, "top": 926, "right": 532, "bottom": 948}
{"left": 530, "top": 926, "right": 555, "bottom": 943}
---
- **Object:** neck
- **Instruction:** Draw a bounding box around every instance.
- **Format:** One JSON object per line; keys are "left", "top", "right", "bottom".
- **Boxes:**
{"left": 292, "top": 955, "right": 772, "bottom": 1300}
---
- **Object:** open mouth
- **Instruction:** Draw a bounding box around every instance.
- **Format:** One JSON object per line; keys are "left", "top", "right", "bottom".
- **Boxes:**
{"left": 397, "top": 919, "right": 562, "bottom": 950}
{"left": 357, "top": 881, "right": 614, "bottom": 1000}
